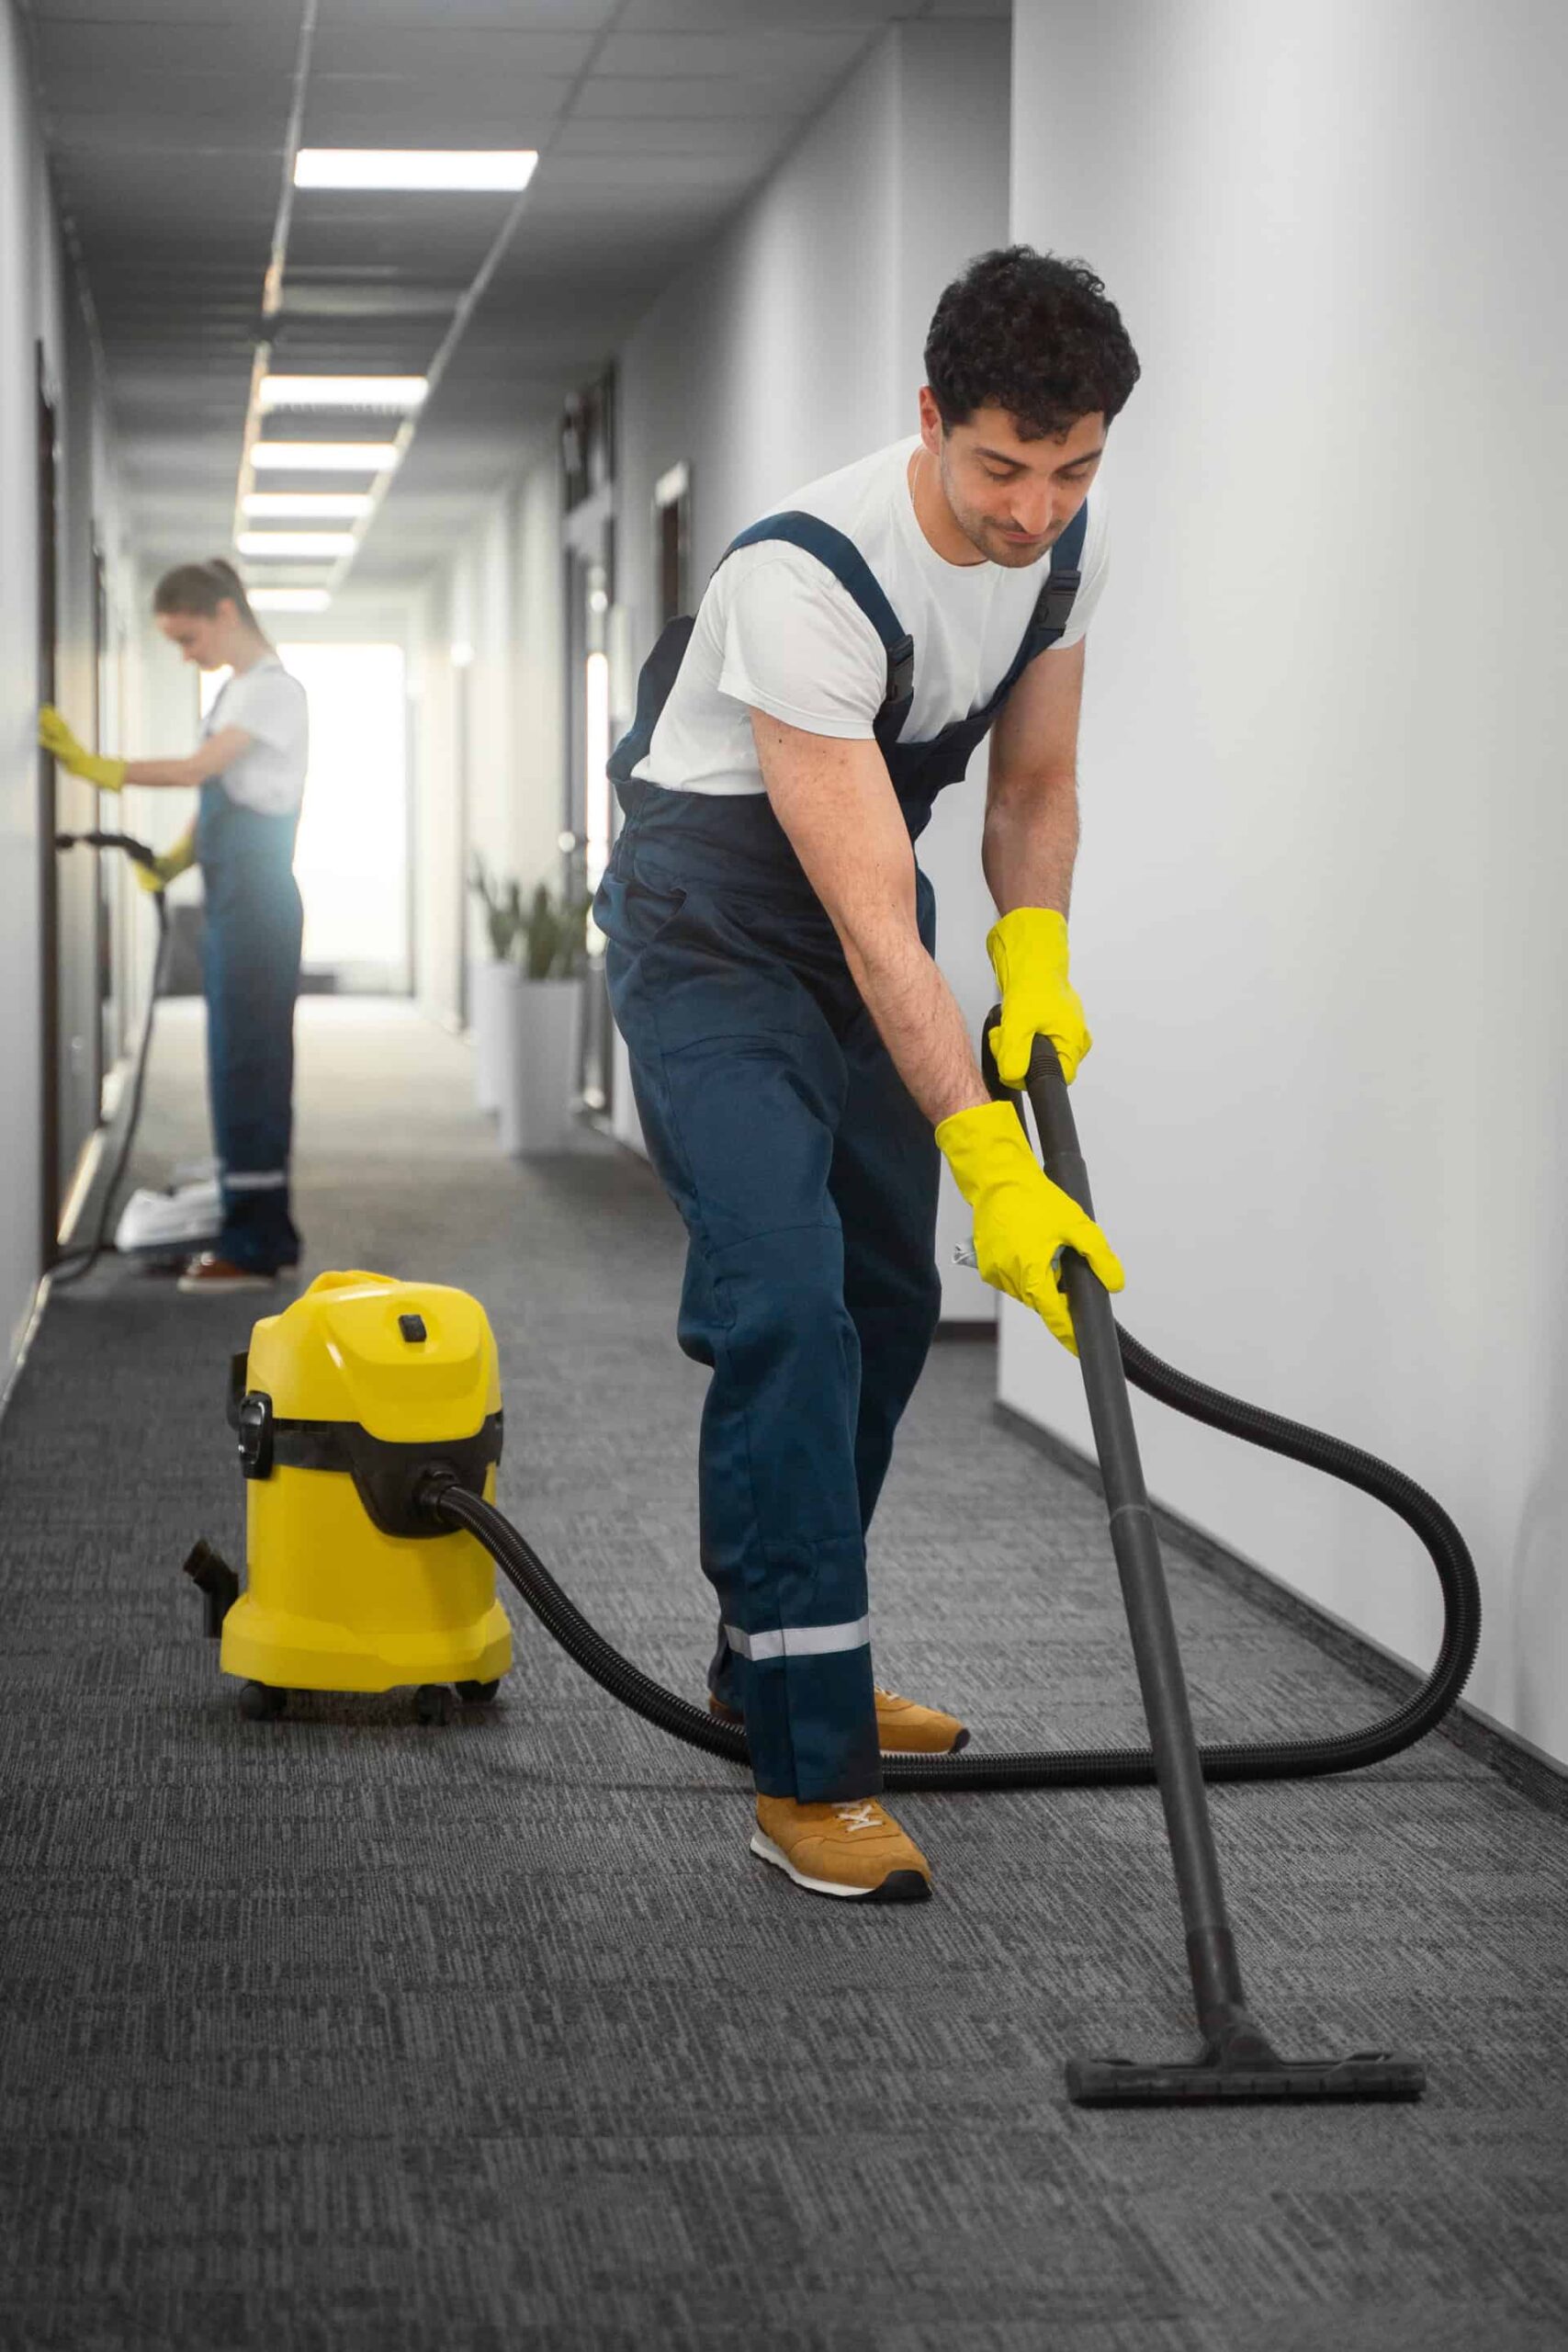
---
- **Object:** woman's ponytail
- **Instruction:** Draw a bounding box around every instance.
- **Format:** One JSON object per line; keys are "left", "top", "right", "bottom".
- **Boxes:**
{"left": 153, "top": 556, "right": 268, "bottom": 639}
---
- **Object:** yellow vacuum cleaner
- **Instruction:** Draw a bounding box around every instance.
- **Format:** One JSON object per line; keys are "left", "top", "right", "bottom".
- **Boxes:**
{"left": 184, "top": 1270, "right": 511, "bottom": 1724}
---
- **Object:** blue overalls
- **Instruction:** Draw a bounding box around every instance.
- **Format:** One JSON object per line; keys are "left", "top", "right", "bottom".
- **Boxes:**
{"left": 196, "top": 778, "right": 304, "bottom": 1273}
{"left": 593, "top": 505, "right": 1086, "bottom": 1801}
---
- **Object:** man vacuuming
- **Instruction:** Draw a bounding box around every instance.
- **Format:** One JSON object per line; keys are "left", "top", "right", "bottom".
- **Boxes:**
{"left": 596, "top": 246, "right": 1141, "bottom": 1902}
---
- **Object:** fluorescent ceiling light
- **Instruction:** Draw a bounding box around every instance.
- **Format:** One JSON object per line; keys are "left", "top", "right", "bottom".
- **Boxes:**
{"left": 237, "top": 531, "right": 357, "bottom": 558}
{"left": 251, "top": 442, "right": 400, "bottom": 472}
{"left": 295, "top": 149, "right": 538, "bottom": 193}
{"left": 259, "top": 377, "right": 426, "bottom": 413}
{"left": 248, "top": 589, "right": 333, "bottom": 614}
{"left": 243, "top": 492, "right": 370, "bottom": 519}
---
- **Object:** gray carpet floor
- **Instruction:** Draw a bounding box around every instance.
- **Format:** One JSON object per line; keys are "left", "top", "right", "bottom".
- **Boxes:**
{"left": 1, "top": 998, "right": 1564, "bottom": 2352}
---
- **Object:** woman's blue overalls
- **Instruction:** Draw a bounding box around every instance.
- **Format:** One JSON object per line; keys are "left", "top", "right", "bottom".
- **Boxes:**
{"left": 196, "top": 775, "right": 304, "bottom": 1272}
{"left": 593, "top": 505, "right": 1086, "bottom": 1800}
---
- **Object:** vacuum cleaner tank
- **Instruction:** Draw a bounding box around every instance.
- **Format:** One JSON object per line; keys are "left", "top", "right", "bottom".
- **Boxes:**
{"left": 247, "top": 1270, "right": 501, "bottom": 1441}
{"left": 219, "top": 1271, "right": 511, "bottom": 1702}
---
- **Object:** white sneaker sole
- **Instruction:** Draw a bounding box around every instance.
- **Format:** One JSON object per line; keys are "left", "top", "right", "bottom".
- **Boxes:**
{"left": 750, "top": 1830, "right": 931, "bottom": 1903}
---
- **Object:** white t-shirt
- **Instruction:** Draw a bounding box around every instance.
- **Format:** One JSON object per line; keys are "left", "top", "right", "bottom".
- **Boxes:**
{"left": 633, "top": 435, "right": 1109, "bottom": 797}
{"left": 202, "top": 654, "right": 309, "bottom": 816}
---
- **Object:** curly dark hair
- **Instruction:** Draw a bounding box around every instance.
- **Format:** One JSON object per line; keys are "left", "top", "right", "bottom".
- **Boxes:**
{"left": 924, "top": 246, "right": 1140, "bottom": 440}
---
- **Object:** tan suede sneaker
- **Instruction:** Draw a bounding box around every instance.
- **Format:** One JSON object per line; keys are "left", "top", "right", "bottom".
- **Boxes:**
{"left": 710, "top": 1684, "right": 968, "bottom": 1756}
{"left": 751, "top": 1795, "right": 933, "bottom": 1902}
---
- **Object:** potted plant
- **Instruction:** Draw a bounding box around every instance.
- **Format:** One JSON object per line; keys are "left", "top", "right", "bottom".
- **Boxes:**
{"left": 496, "top": 878, "right": 592, "bottom": 1157}
{"left": 468, "top": 854, "right": 524, "bottom": 1113}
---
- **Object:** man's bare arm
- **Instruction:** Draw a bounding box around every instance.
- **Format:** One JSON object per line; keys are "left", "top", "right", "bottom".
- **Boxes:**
{"left": 749, "top": 709, "right": 989, "bottom": 1126}
{"left": 982, "top": 639, "right": 1085, "bottom": 917}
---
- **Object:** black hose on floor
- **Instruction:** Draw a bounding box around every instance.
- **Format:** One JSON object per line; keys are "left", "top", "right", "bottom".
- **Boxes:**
{"left": 421, "top": 1341, "right": 1481, "bottom": 1790}
{"left": 51, "top": 833, "right": 169, "bottom": 1291}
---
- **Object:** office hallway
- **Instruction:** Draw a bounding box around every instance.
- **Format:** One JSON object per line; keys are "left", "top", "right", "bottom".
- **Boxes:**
{"left": 1, "top": 1000, "right": 1564, "bottom": 2352}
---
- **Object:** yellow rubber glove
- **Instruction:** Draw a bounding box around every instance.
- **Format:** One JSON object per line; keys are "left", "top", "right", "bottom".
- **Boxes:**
{"left": 39, "top": 705, "right": 127, "bottom": 792}
{"left": 937, "top": 1098, "right": 1123, "bottom": 1355}
{"left": 134, "top": 831, "right": 197, "bottom": 894}
{"left": 987, "top": 906, "right": 1091, "bottom": 1087}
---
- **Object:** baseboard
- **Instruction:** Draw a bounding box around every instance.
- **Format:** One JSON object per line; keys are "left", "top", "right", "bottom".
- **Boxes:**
{"left": 995, "top": 1396, "right": 1568, "bottom": 1823}
{"left": 1, "top": 1277, "right": 47, "bottom": 1436}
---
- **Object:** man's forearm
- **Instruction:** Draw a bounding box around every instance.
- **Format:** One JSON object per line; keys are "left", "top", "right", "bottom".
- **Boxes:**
{"left": 840, "top": 928, "right": 988, "bottom": 1127}
{"left": 982, "top": 769, "right": 1079, "bottom": 918}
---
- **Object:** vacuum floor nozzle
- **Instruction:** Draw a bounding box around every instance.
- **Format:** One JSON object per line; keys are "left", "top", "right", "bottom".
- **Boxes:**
{"left": 1066, "top": 2048, "right": 1427, "bottom": 2106}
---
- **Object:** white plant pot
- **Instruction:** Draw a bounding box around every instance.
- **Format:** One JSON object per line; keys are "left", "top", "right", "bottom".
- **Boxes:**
{"left": 496, "top": 975, "right": 583, "bottom": 1157}
{"left": 469, "top": 956, "right": 514, "bottom": 1114}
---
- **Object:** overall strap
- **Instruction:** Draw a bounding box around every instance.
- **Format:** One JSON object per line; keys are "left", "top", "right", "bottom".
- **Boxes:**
{"left": 719, "top": 512, "right": 914, "bottom": 712}
{"left": 990, "top": 499, "right": 1091, "bottom": 707}
{"left": 607, "top": 613, "right": 696, "bottom": 791}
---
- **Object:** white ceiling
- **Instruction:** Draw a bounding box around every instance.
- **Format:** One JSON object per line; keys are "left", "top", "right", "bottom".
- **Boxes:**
{"left": 21, "top": 0, "right": 1010, "bottom": 592}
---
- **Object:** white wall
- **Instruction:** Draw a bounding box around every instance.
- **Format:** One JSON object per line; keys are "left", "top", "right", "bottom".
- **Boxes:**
{"left": 420, "top": 440, "right": 565, "bottom": 1029}
{"left": 611, "top": 19, "right": 1011, "bottom": 1317}
{"left": 0, "top": 0, "right": 128, "bottom": 1385}
{"left": 1006, "top": 0, "right": 1568, "bottom": 1766}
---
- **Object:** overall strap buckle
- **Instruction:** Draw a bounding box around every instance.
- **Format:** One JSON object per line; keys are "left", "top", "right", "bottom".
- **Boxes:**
{"left": 1034, "top": 569, "right": 1082, "bottom": 635}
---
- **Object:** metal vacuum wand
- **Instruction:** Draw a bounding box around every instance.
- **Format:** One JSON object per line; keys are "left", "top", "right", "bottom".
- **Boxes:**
{"left": 998, "top": 1023, "right": 1426, "bottom": 2105}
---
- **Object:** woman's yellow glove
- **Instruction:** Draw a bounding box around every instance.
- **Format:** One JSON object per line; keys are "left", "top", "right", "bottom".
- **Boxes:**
{"left": 987, "top": 905, "right": 1090, "bottom": 1087}
{"left": 134, "top": 832, "right": 197, "bottom": 893}
{"left": 39, "top": 706, "right": 127, "bottom": 792}
{"left": 937, "top": 1098, "right": 1123, "bottom": 1355}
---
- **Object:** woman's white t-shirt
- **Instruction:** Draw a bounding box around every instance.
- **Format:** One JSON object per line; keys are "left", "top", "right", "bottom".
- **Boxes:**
{"left": 202, "top": 654, "right": 309, "bottom": 816}
{"left": 632, "top": 435, "right": 1109, "bottom": 797}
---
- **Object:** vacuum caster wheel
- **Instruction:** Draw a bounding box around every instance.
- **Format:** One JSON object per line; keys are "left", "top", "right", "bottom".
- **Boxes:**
{"left": 414, "top": 1684, "right": 456, "bottom": 1726}
{"left": 239, "top": 1679, "right": 286, "bottom": 1722}
{"left": 455, "top": 1679, "right": 500, "bottom": 1705}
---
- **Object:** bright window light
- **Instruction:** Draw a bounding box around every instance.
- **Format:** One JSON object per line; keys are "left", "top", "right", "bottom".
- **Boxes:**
{"left": 249, "top": 588, "right": 333, "bottom": 614}
{"left": 259, "top": 377, "right": 426, "bottom": 413}
{"left": 243, "top": 492, "right": 370, "bottom": 519}
{"left": 252, "top": 442, "right": 400, "bottom": 472}
{"left": 237, "top": 531, "right": 357, "bottom": 558}
{"left": 295, "top": 149, "right": 538, "bottom": 193}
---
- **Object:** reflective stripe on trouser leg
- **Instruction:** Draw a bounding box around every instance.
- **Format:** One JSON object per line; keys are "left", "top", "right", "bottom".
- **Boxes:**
{"left": 723, "top": 1617, "right": 872, "bottom": 1662}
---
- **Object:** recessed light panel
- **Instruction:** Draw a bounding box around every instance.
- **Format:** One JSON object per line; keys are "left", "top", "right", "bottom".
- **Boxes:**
{"left": 251, "top": 442, "right": 400, "bottom": 471}
{"left": 295, "top": 150, "right": 538, "bottom": 193}
{"left": 237, "top": 531, "right": 357, "bottom": 557}
{"left": 243, "top": 492, "right": 370, "bottom": 519}
{"left": 258, "top": 378, "right": 426, "bottom": 413}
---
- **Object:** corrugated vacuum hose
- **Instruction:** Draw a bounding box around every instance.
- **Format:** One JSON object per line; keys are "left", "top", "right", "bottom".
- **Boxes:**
{"left": 419, "top": 1023, "right": 1480, "bottom": 2103}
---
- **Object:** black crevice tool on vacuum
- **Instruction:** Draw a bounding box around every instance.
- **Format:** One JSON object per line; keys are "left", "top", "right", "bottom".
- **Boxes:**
{"left": 181, "top": 1540, "right": 240, "bottom": 1640}
{"left": 995, "top": 1022, "right": 1426, "bottom": 2107}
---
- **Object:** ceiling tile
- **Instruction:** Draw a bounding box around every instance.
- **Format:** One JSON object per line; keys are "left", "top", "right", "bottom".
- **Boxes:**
{"left": 308, "top": 25, "right": 596, "bottom": 74}
{"left": 570, "top": 75, "right": 814, "bottom": 120}
{"left": 593, "top": 29, "right": 872, "bottom": 77}
{"left": 315, "top": 0, "right": 616, "bottom": 27}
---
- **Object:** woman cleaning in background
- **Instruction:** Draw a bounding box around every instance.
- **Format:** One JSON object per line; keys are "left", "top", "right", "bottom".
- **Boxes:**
{"left": 39, "top": 557, "right": 308, "bottom": 1295}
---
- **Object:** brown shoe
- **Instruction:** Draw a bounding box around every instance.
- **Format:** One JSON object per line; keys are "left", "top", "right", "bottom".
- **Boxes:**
{"left": 176, "top": 1253, "right": 277, "bottom": 1295}
{"left": 711, "top": 1683, "right": 968, "bottom": 1756}
{"left": 751, "top": 1794, "right": 932, "bottom": 1902}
